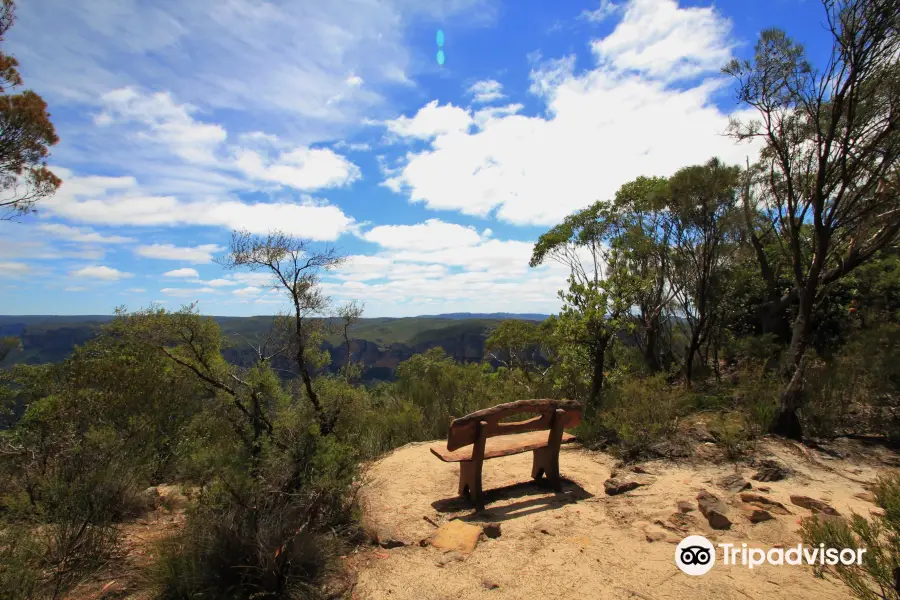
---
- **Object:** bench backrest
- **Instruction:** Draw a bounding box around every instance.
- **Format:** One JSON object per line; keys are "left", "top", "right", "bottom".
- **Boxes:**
{"left": 446, "top": 399, "right": 582, "bottom": 451}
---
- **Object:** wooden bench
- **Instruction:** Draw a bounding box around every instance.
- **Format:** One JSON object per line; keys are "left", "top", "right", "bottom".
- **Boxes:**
{"left": 430, "top": 399, "right": 582, "bottom": 507}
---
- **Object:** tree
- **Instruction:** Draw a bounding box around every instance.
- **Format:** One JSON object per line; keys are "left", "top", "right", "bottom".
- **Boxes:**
{"left": 0, "top": 0, "right": 60, "bottom": 220}
{"left": 333, "top": 300, "right": 364, "bottom": 382}
{"left": 668, "top": 158, "right": 742, "bottom": 386}
{"left": 531, "top": 202, "right": 639, "bottom": 412}
{"left": 611, "top": 176, "right": 679, "bottom": 373}
{"left": 726, "top": 0, "right": 900, "bottom": 437}
{"left": 220, "top": 229, "right": 345, "bottom": 435}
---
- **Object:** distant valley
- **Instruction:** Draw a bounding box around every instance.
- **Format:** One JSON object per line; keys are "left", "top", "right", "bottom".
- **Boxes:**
{"left": 0, "top": 313, "right": 549, "bottom": 380}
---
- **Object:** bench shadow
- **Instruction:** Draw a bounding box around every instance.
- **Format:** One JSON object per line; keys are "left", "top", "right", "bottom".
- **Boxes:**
{"left": 430, "top": 478, "right": 593, "bottom": 522}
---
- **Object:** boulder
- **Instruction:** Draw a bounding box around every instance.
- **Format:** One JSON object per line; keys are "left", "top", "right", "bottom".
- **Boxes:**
{"left": 697, "top": 490, "right": 732, "bottom": 530}
{"left": 431, "top": 520, "right": 482, "bottom": 554}
{"left": 790, "top": 495, "right": 841, "bottom": 516}
{"left": 482, "top": 579, "right": 500, "bottom": 590}
{"left": 751, "top": 459, "right": 791, "bottom": 482}
{"left": 604, "top": 475, "right": 655, "bottom": 495}
{"left": 855, "top": 491, "right": 877, "bottom": 504}
{"left": 717, "top": 474, "right": 751, "bottom": 494}
{"left": 739, "top": 492, "right": 792, "bottom": 515}
{"left": 137, "top": 486, "right": 162, "bottom": 511}
{"left": 676, "top": 500, "right": 695, "bottom": 513}
{"left": 741, "top": 505, "right": 775, "bottom": 523}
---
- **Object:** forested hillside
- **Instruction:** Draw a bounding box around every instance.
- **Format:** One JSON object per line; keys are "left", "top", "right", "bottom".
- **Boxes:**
{"left": 0, "top": 315, "right": 541, "bottom": 379}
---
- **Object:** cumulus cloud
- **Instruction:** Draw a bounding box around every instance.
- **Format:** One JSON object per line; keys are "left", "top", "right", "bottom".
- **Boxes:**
{"left": 161, "top": 287, "right": 219, "bottom": 297}
{"left": 0, "top": 261, "right": 31, "bottom": 277}
{"left": 44, "top": 171, "right": 357, "bottom": 241}
{"left": 233, "top": 146, "right": 360, "bottom": 190}
{"left": 37, "top": 223, "right": 134, "bottom": 244}
{"left": 467, "top": 79, "right": 504, "bottom": 104}
{"left": 360, "top": 219, "right": 486, "bottom": 251}
{"left": 163, "top": 268, "right": 200, "bottom": 278}
{"left": 71, "top": 265, "right": 133, "bottom": 280}
{"left": 381, "top": 0, "right": 758, "bottom": 227}
{"left": 385, "top": 100, "right": 473, "bottom": 140}
{"left": 136, "top": 243, "right": 223, "bottom": 263}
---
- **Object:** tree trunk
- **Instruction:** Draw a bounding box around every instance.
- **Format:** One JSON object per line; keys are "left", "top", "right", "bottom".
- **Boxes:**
{"left": 643, "top": 316, "right": 661, "bottom": 372}
{"left": 588, "top": 336, "right": 610, "bottom": 414}
{"left": 683, "top": 328, "right": 702, "bottom": 388}
{"left": 769, "top": 288, "right": 815, "bottom": 439}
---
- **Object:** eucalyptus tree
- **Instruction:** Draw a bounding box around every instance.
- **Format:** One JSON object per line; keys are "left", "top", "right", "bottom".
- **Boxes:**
{"left": 726, "top": 0, "right": 900, "bottom": 437}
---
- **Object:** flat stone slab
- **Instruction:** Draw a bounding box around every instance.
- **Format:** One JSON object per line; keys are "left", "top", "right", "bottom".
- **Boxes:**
{"left": 431, "top": 519, "right": 482, "bottom": 554}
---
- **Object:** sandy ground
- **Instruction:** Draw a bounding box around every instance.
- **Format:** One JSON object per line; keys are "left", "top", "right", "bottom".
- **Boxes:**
{"left": 352, "top": 439, "right": 894, "bottom": 600}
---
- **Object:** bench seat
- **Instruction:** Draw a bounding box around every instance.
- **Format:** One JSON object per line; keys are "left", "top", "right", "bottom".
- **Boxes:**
{"left": 430, "top": 430, "right": 576, "bottom": 463}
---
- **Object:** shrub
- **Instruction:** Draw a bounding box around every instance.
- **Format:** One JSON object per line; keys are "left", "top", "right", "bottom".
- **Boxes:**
{"left": 801, "top": 474, "right": 900, "bottom": 600}
{"left": 581, "top": 374, "right": 688, "bottom": 459}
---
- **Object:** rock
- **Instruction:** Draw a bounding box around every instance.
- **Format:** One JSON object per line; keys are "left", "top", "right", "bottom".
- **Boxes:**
{"left": 539, "top": 529, "right": 553, "bottom": 536}
{"left": 604, "top": 475, "right": 655, "bottom": 496}
{"left": 137, "top": 486, "right": 162, "bottom": 511}
{"left": 757, "top": 486, "right": 771, "bottom": 492}
{"left": 677, "top": 500, "right": 695, "bottom": 513}
{"left": 751, "top": 459, "right": 791, "bottom": 482}
{"left": 435, "top": 551, "right": 465, "bottom": 567}
{"left": 739, "top": 493, "right": 792, "bottom": 515}
{"left": 741, "top": 505, "right": 775, "bottom": 523}
{"left": 482, "top": 579, "right": 500, "bottom": 590}
{"left": 431, "top": 520, "right": 482, "bottom": 554}
{"left": 790, "top": 495, "right": 841, "bottom": 516}
{"left": 717, "top": 474, "right": 752, "bottom": 493}
{"left": 667, "top": 512, "right": 697, "bottom": 532}
{"left": 690, "top": 422, "right": 716, "bottom": 443}
{"left": 482, "top": 523, "right": 502, "bottom": 539}
{"left": 373, "top": 527, "right": 407, "bottom": 549}
{"left": 697, "top": 490, "right": 732, "bottom": 530}
{"left": 644, "top": 527, "right": 669, "bottom": 542}
{"left": 631, "top": 465, "right": 653, "bottom": 475}
{"left": 855, "top": 491, "right": 877, "bottom": 504}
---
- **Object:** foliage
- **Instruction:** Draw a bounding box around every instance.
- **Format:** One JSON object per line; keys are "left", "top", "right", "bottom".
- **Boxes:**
{"left": 801, "top": 474, "right": 900, "bottom": 600}
{"left": 0, "top": 0, "right": 61, "bottom": 220}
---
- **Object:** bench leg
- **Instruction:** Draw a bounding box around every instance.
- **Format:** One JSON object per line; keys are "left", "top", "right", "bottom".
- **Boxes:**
{"left": 532, "top": 447, "right": 561, "bottom": 491}
{"left": 458, "top": 461, "right": 484, "bottom": 508}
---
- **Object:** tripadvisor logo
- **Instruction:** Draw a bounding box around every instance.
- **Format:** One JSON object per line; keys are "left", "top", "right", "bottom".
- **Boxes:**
{"left": 675, "top": 535, "right": 866, "bottom": 576}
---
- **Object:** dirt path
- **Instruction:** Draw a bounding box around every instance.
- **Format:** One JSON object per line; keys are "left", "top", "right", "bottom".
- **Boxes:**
{"left": 352, "top": 439, "right": 893, "bottom": 600}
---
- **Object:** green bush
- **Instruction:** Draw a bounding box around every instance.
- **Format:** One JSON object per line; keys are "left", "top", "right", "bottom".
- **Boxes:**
{"left": 801, "top": 474, "right": 900, "bottom": 600}
{"left": 581, "top": 374, "right": 688, "bottom": 459}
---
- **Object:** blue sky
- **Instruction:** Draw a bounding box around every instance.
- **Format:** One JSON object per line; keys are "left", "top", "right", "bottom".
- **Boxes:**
{"left": 0, "top": 0, "right": 831, "bottom": 317}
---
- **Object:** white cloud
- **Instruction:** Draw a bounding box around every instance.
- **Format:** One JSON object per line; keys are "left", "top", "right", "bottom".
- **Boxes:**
{"left": 44, "top": 170, "right": 356, "bottom": 241}
{"left": 467, "top": 79, "right": 504, "bottom": 104}
{"left": 64, "top": 286, "right": 88, "bottom": 292}
{"left": 95, "top": 87, "right": 227, "bottom": 164}
{"left": 228, "top": 273, "right": 274, "bottom": 287}
{"left": 127, "top": 287, "right": 147, "bottom": 293}
{"left": 233, "top": 286, "right": 263, "bottom": 297}
{"left": 161, "top": 287, "right": 219, "bottom": 297}
{"left": 163, "top": 268, "right": 200, "bottom": 278}
{"left": 71, "top": 265, "right": 133, "bottom": 280}
{"left": 136, "top": 243, "right": 223, "bottom": 263}
{"left": 385, "top": 100, "right": 473, "bottom": 140}
{"left": 37, "top": 223, "right": 134, "bottom": 244}
{"left": 0, "top": 261, "right": 31, "bottom": 277}
{"left": 580, "top": 0, "right": 622, "bottom": 23}
{"left": 205, "top": 278, "right": 238, "bottom": 287}
{"left": 345, "top": 74, "right": 364, "bottom": 87}
{"left": 381, "top": 0, "right": 758, "bottom": 226}
{"left": 233, "top": 146, "right": 360, "bottom": 190}
{"left": 360, "top": 219, "right": 485, "bottom": 251}
{"left": 591, "top": 0, "right": 732, "bottom": 81}
{"left": 8, "top": 0, "right": 493, "bottom": 139}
